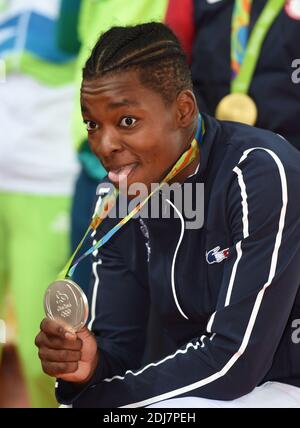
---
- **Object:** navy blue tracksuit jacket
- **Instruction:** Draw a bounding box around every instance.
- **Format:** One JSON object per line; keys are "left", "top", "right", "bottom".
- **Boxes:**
{"left": 57, "top": 114, "right": 300, "bottom": 407}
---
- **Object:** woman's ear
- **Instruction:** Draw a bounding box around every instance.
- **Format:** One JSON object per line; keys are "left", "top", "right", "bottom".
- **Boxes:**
{"left": 175, "top": 90, "right": 197, "bottom": 128}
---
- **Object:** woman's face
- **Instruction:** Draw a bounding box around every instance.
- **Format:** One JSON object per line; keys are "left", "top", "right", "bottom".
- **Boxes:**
{"left": 81, "top": 71, "right": 195, "bottom": 193}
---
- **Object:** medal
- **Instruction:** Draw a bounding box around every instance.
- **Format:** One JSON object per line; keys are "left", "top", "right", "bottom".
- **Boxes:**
{"left": 215, "top": 93, "right": 257, "bottom": 126}
{"left": 44, "top": 279, "right": 89, "bottom": 332}
{"left": 221, "top": 0, "right": 285, "bottom": 126}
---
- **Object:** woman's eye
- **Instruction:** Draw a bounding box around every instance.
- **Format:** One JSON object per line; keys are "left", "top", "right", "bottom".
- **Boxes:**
{"left": 85, "top": 120, "right": 99, "bottom": 131}
{"left": 120, "top": 117, "right": 137, "bottom": 127}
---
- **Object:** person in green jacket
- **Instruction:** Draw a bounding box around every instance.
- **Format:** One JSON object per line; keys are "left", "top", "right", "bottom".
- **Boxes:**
{"left": 0, "top": 0, "right": 79, "bottom": 407}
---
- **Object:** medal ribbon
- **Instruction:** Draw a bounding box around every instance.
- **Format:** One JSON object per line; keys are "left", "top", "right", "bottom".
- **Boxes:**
{"left": 58, "top": 115, "right": 204, "bottom": 280}
{"left": 231, "top": 0, "right": 285, "bottom": 94}
{"left": 231, "top": 0, "right": 252, "bottom": 80}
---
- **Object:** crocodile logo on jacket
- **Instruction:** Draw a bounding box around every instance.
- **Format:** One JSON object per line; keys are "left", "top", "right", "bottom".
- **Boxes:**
{"left": 206, "top": 246, "right": 229, "bottom": 264}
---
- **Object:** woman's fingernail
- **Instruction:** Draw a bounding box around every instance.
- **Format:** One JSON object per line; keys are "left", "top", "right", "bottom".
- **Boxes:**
{"left": 65, "top": 331, "right": 76, "bottom": 340}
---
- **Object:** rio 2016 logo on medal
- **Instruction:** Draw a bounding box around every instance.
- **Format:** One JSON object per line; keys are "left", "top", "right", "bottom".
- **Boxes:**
{"left": 44, "top": 279, "right": 89, "bottom": 332}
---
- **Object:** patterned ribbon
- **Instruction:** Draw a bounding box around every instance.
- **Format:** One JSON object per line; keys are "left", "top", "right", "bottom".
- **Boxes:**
{"left": 231, "top": 0, "right": 285, "bottom": 94}
{"left": 231, "top": 0, "right": 253, "bottom": 79}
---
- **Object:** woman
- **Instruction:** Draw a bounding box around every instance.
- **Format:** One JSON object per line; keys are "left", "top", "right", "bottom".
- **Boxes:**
{"left": 35, "top": 23, "right": 300, "bottom": 408}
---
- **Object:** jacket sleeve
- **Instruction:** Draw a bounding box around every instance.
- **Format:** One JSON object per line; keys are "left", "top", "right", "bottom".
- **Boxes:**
{"left": 56, "top": 219, "right": 150, "bottom": 405}
{"left": 68, "top": 147, "right": 300, "bottom": 408}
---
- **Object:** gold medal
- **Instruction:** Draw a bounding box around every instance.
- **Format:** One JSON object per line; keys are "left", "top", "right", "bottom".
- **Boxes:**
{"left": 215, "top": 93, "right": 258, "bottom": 126}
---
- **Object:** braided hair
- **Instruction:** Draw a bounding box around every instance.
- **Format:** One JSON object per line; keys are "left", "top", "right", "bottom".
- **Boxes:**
{"left": 83, "top": 22, "right": 193, "bottom": 104}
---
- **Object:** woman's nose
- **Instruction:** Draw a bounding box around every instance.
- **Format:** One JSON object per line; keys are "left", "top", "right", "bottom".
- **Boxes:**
{"left": 93, "top": 127, "right": 123, "bottom": 158}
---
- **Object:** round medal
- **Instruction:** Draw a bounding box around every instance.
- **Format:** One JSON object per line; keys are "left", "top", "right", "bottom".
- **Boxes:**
{"left": 44, "top": 279, "right": 89, "bottom": 332}
{"left": 215, "top": 93, "right": 258, "bottom": 126}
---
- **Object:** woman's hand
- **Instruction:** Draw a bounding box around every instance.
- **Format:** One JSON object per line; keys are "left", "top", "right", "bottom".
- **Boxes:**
{"left": 35, "top": 318, "right": 99, "bottom": 383}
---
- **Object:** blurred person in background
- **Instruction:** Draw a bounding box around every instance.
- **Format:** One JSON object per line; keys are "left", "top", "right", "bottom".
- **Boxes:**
{"left": 166, "top": 0, "right": 300, "bottom": 149}
{"left": 0, "top": 0, "right": 79, "bottom": 407}
{"left": 70, "top": 0, "right": 169, "bottom": 295}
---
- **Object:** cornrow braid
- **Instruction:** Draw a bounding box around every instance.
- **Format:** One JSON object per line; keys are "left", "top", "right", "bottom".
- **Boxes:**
{"left": 102, "top": 41, "right": 183, "bottom": 72}
{"left": 83, "top": 22, "right": 193, "bottom": 104}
